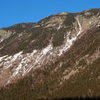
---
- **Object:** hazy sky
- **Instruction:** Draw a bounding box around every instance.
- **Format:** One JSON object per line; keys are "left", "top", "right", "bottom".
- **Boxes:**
{"left": 0, "top": 0, "right": 100, "bottom": 28}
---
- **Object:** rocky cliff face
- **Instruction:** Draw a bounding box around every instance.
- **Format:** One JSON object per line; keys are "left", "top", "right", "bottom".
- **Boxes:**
{"left": 0, "top": 9, "right": 100, "bottom": 99}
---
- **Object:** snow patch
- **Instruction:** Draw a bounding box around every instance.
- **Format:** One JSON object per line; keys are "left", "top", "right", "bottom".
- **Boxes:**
{"left": 11, "top": 50, "right": 37, "bottom": 77}
{"left": 34, "top": 25, "right": 40, "bottom": 28}
{"left": 41, "top": 44, "right": 53, "bottom": 55}
{"left": 12, "top": 63, "right": 22, "bottom": 77}
{"left": 0, "top": 39, "right": 4, "bottom": 43}
{"left": 12, "top": 51, "right": 23, "bottom": 61}
{"left": 57, "top": 23, "right": 62, "bottom": 31}
{"left": 58, "top": 32, "right": 76, "bottom": 56}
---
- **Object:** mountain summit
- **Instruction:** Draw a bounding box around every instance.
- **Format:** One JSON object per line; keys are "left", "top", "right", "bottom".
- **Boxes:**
{"left": 0, "top": 8, "right": 100, "bottom": 99}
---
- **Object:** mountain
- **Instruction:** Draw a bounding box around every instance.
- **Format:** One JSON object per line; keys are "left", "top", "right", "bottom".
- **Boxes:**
{"left": 0, "top": 8, "right": 100, "bottom": 100}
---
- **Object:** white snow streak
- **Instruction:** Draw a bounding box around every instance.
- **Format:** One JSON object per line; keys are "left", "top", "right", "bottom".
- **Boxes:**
{"left": 76, "top": 18, "right": 82, "bottom": 36}
{"left": 63, "top": 69, "right": 78, "bottom": 80}
{"left": 0, "top": 55, "right": 7, "bottom": 61}
{"left": 58, "top": 18, "right": 83, "bottom": 56}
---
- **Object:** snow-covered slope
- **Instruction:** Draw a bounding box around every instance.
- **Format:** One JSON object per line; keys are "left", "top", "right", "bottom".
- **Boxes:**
{"left": 0, "top": 9, "right": 100, "bottom": 99}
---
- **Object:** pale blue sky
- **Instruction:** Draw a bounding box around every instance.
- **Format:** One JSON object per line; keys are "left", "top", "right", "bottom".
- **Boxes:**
{"left": 0, "top": 0, "right": 100, "bottom": 28}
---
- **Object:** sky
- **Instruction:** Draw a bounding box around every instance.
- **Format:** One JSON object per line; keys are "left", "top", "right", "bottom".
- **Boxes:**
{"left": 0, "top": 0, "right": 100, "bottom": 28}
